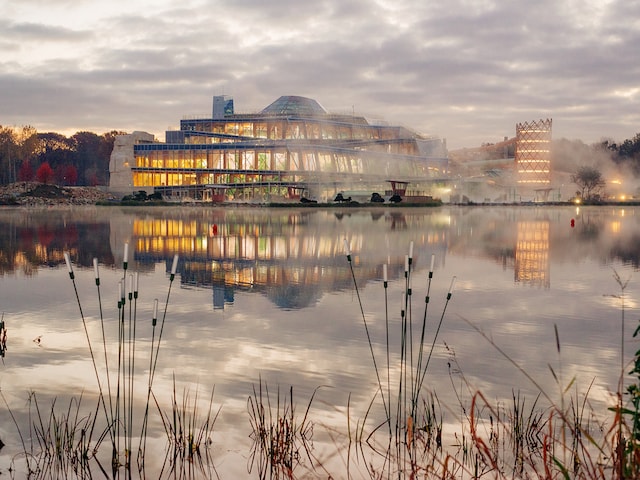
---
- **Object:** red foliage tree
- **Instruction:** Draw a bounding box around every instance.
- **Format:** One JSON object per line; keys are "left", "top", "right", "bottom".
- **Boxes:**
{"left": 87, "top": 172, "right": 100, "bottom": 186}
{"left": 65, "top": 164, "right": 78, "bottom": 185}
{"left": 18, "top": 160, "right": 34, "bottom": 182}
{"left": 55, "top": 164, "right": 78, "bottom": 185}
{"left": 36, "top": 162, "right": 54, "bottom": 184}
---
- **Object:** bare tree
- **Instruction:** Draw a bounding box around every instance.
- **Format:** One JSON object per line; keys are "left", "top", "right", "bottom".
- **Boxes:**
{"left": 571, "top": 166, "right": 606, "bottom": 201}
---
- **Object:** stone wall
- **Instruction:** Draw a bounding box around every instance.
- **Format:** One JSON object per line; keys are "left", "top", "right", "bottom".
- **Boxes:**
{"left": 108, "top": 131, "right": 155, "bottom": 196}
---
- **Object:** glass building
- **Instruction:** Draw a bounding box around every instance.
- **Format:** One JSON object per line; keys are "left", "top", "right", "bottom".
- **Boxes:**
{"left": 109, "top": 95, "right": 449, "bottom": 202}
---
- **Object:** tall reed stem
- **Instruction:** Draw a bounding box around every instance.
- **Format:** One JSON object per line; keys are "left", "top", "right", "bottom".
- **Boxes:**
{"left": 63, "top": 252, "right": 113, "bottom": 456}
{"left": 64, "top": 248, "right": 181, "bottom": 476}
{"left": 344, "top": 240, "right": 389, "bottom": 424}
{"left": 139, "top": 254, "right": 179, "bottom": 464}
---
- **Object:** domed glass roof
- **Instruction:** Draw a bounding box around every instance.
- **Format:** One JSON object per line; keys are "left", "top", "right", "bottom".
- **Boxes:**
{"left": 261, "top": 96, "right": 327, "bottom": 116}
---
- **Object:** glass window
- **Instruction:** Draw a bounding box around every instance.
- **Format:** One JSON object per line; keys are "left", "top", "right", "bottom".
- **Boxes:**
{"left": 242, "top": 151, "right": 255, "bottom": 170}
{"left": 303, "top": 152, "right": 316, "bottom": 171}
{"left": 257, "top": 152, "right": 269, "bottom": 170}
{"left": 274, "top": 152, "right": 287, "bottom": 170}
{"left": 289, "top": 152, "right": 300, "bottom": 171}
{"left": 307, "top": 123, "right": 320, "bottom": 139}
{"left": 226, "top": 151, "right": 240, "bottom": 170}
{"left": 195, "top": 151, "right": 207, "bottom": 169}
{"left": 318, "top": 153, "right": 333, "bottom": 171}
{"left": 208, "top": 151, "right": 222, "bottom": 169}
{"left": 225, "top": 123, "right": 239, "bottom": 135}
{"left": 335, "top": 154, "right": 349, "bottom": 172}
{"left": 254, "top": 122, "right": 267, "bottom": 138}
{"left": 182, "top": 151, "right": 195, "bottom": 169}
{"left": 351, "top": 157, "right": 363, "bottom": 173}
{"left": 240, "top": 123, "right": 252, "bottom": 137}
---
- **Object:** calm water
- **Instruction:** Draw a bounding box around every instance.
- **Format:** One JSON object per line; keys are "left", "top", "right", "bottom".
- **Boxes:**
{"left": 0, "top": 205, "right": 638, "bottom": 478}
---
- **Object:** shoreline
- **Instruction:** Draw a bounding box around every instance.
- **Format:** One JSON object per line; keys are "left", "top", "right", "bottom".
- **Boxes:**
{"left": 2, "top": 182, "right": 638, "bottom": 208}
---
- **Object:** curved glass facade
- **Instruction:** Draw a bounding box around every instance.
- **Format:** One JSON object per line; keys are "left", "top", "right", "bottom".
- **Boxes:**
{"left": 130, "top": 96, "right": 448, "bottom": 201}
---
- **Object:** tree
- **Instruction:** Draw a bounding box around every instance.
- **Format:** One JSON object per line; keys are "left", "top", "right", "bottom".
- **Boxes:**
{"left": 63, "top": 164, "right": 78, "bottom": 185}
{"left": 36, "top": 162, "right": 55, "bottom": 184}
{"left": 571, "top": 166, "right": 606, "bottom": 201}
{"left": 72, "top": 131, "right": 101, "bottom": 185}
{"left": 18, "top": 160, "right": 34, "bottom": 181}
{"left": 619, "top": 133, "right": 640, "bottom": 158}
{"left": 55, "top": 164, "right": 78, "bottom": 185}
{"left": 0, "top": 126, "right": 18, "bottom": 184}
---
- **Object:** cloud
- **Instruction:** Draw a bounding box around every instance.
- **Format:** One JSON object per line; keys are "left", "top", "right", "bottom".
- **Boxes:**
{"left": 0, "top": 0, "right": 638, "bottom": 148}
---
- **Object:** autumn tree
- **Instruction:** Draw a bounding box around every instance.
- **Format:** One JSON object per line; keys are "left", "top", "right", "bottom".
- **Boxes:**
{"left": 0, "top": 127, "right": 17, "bottom": 184}
{"left": 18, "top": 160, "right": 34, "bottom": 181}
{"left": 64, "top": 164, "right": 78, "bottom": 185}
{"left": 36, "top": 162, "right": 55, "bottom": 184}
{"left": 35, "top": 132, "right": 74, "bottom": 168}
{"left": 0, "top": 126, "right": 123, "bottom": 186}
{"left": 571, "top": 166, "right": 606, "bottom": 201}
{"left": 55, "top": 164, "right": 78, "bottom": 185}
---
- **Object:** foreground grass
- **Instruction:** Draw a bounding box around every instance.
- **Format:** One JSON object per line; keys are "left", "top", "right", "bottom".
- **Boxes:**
{"left": 1, "top": 248, "right": 220, "bottom": 479}
{"left": 335, "top": 241, "right": 640, "bottom": 479}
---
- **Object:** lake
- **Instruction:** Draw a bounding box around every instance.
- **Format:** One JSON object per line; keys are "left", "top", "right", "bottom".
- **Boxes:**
{"left": 0, "top": 205, "right": 638, "bottom": 478}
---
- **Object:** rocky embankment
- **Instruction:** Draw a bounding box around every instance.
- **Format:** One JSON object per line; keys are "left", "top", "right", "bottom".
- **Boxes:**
{"left": 0, "top": 182, "right": 116, "bottom": 206}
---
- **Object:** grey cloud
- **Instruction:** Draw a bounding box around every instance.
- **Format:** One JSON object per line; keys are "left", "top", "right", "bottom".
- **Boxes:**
{"left": 0, "top": 19, "right": 90, "bottom": 41}
{"left": 0, "top": 0, "right": 638, "bottom": 147}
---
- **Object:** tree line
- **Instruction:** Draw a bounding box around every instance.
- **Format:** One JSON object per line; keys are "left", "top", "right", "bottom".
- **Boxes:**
{"left": 600, "top": 132, "right": 640, "bottom": 174}
{"left": 567, "top": 133, "right": 640, "bottom": 201}
{"left": 0, "top": 126, "right": 125, "bottom": 186}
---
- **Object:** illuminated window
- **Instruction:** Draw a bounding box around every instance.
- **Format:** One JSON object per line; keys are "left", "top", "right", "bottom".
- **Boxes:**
{"left": 275, "top": 152, "right": 287, "bottom": 170}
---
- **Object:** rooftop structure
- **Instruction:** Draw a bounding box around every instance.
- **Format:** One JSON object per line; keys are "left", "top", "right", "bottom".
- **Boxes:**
{"left": 109, "top": 95, "right": 448, "bottom": 202}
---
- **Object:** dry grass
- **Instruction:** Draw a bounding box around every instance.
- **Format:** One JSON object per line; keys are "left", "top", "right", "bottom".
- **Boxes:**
{"left": 247, "top": 378, "right": 318, "bottom": 479}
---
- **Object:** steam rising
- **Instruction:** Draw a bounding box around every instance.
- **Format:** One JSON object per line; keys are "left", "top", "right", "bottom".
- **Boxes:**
{"left": 553, "top": 138, "right": 639, "bottom": 199}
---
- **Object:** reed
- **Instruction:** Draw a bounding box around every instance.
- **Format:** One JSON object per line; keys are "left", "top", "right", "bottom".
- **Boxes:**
{"left": 343, "top": 240, "right": 640, "bottom": 479}
{"left": 3, "top": 247, "right": 219, "bottom": 478}
{"left": 619, "top": 321, "right": 640, "bottom": 478}
{"left": 154, "top": 375, "right": 220, "bottom": 479}
{"left": 454, "top": 291, "right": 640, "bottom": 480}
{"left": 344, "top": 238, "right": 456, "bottom": 476}
{"left": 2, "top": 240, "right": 639, "bottom": 479}
{"left": 29, "top": 392, "right": 94, "bottom": 478}
{"left": 0, "top": 313, "right": 7, "bottom": 359}
{"left": 609, "top": 269, "right": 640, "bottom": 479}
{"left": 247, "top": 377, "right": 318, "bottom": 479}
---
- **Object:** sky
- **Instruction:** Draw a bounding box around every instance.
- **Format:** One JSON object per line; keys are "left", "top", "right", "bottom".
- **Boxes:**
{"left": 1, "top": 0, "right": 638, "bottom": 150}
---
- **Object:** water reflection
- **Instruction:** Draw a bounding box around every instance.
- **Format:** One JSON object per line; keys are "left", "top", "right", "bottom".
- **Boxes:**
{"left": 1, "top": 206, "right": 639, "bottom": 303}
{"left": 0, "top": 208, "right": 115, "bottom": 275}
{"left": 515, "top": 220, "right": 550, "bottom": 287}
{"left": 130, "top": 209, "right": 450, "bottom": 310}
{"left": 0, "top": 205, "right": 639, "bottom": 478}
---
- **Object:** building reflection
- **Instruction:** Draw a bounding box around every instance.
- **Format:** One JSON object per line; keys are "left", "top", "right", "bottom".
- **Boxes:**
{"left": 514, "top": 221, "right": 550, "bottom": 287}
{"left": 445, "top": 208, "right": 640, "bottom": 289}
{"left": 130, "top": 210, "right": 449, "bottom": 310}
